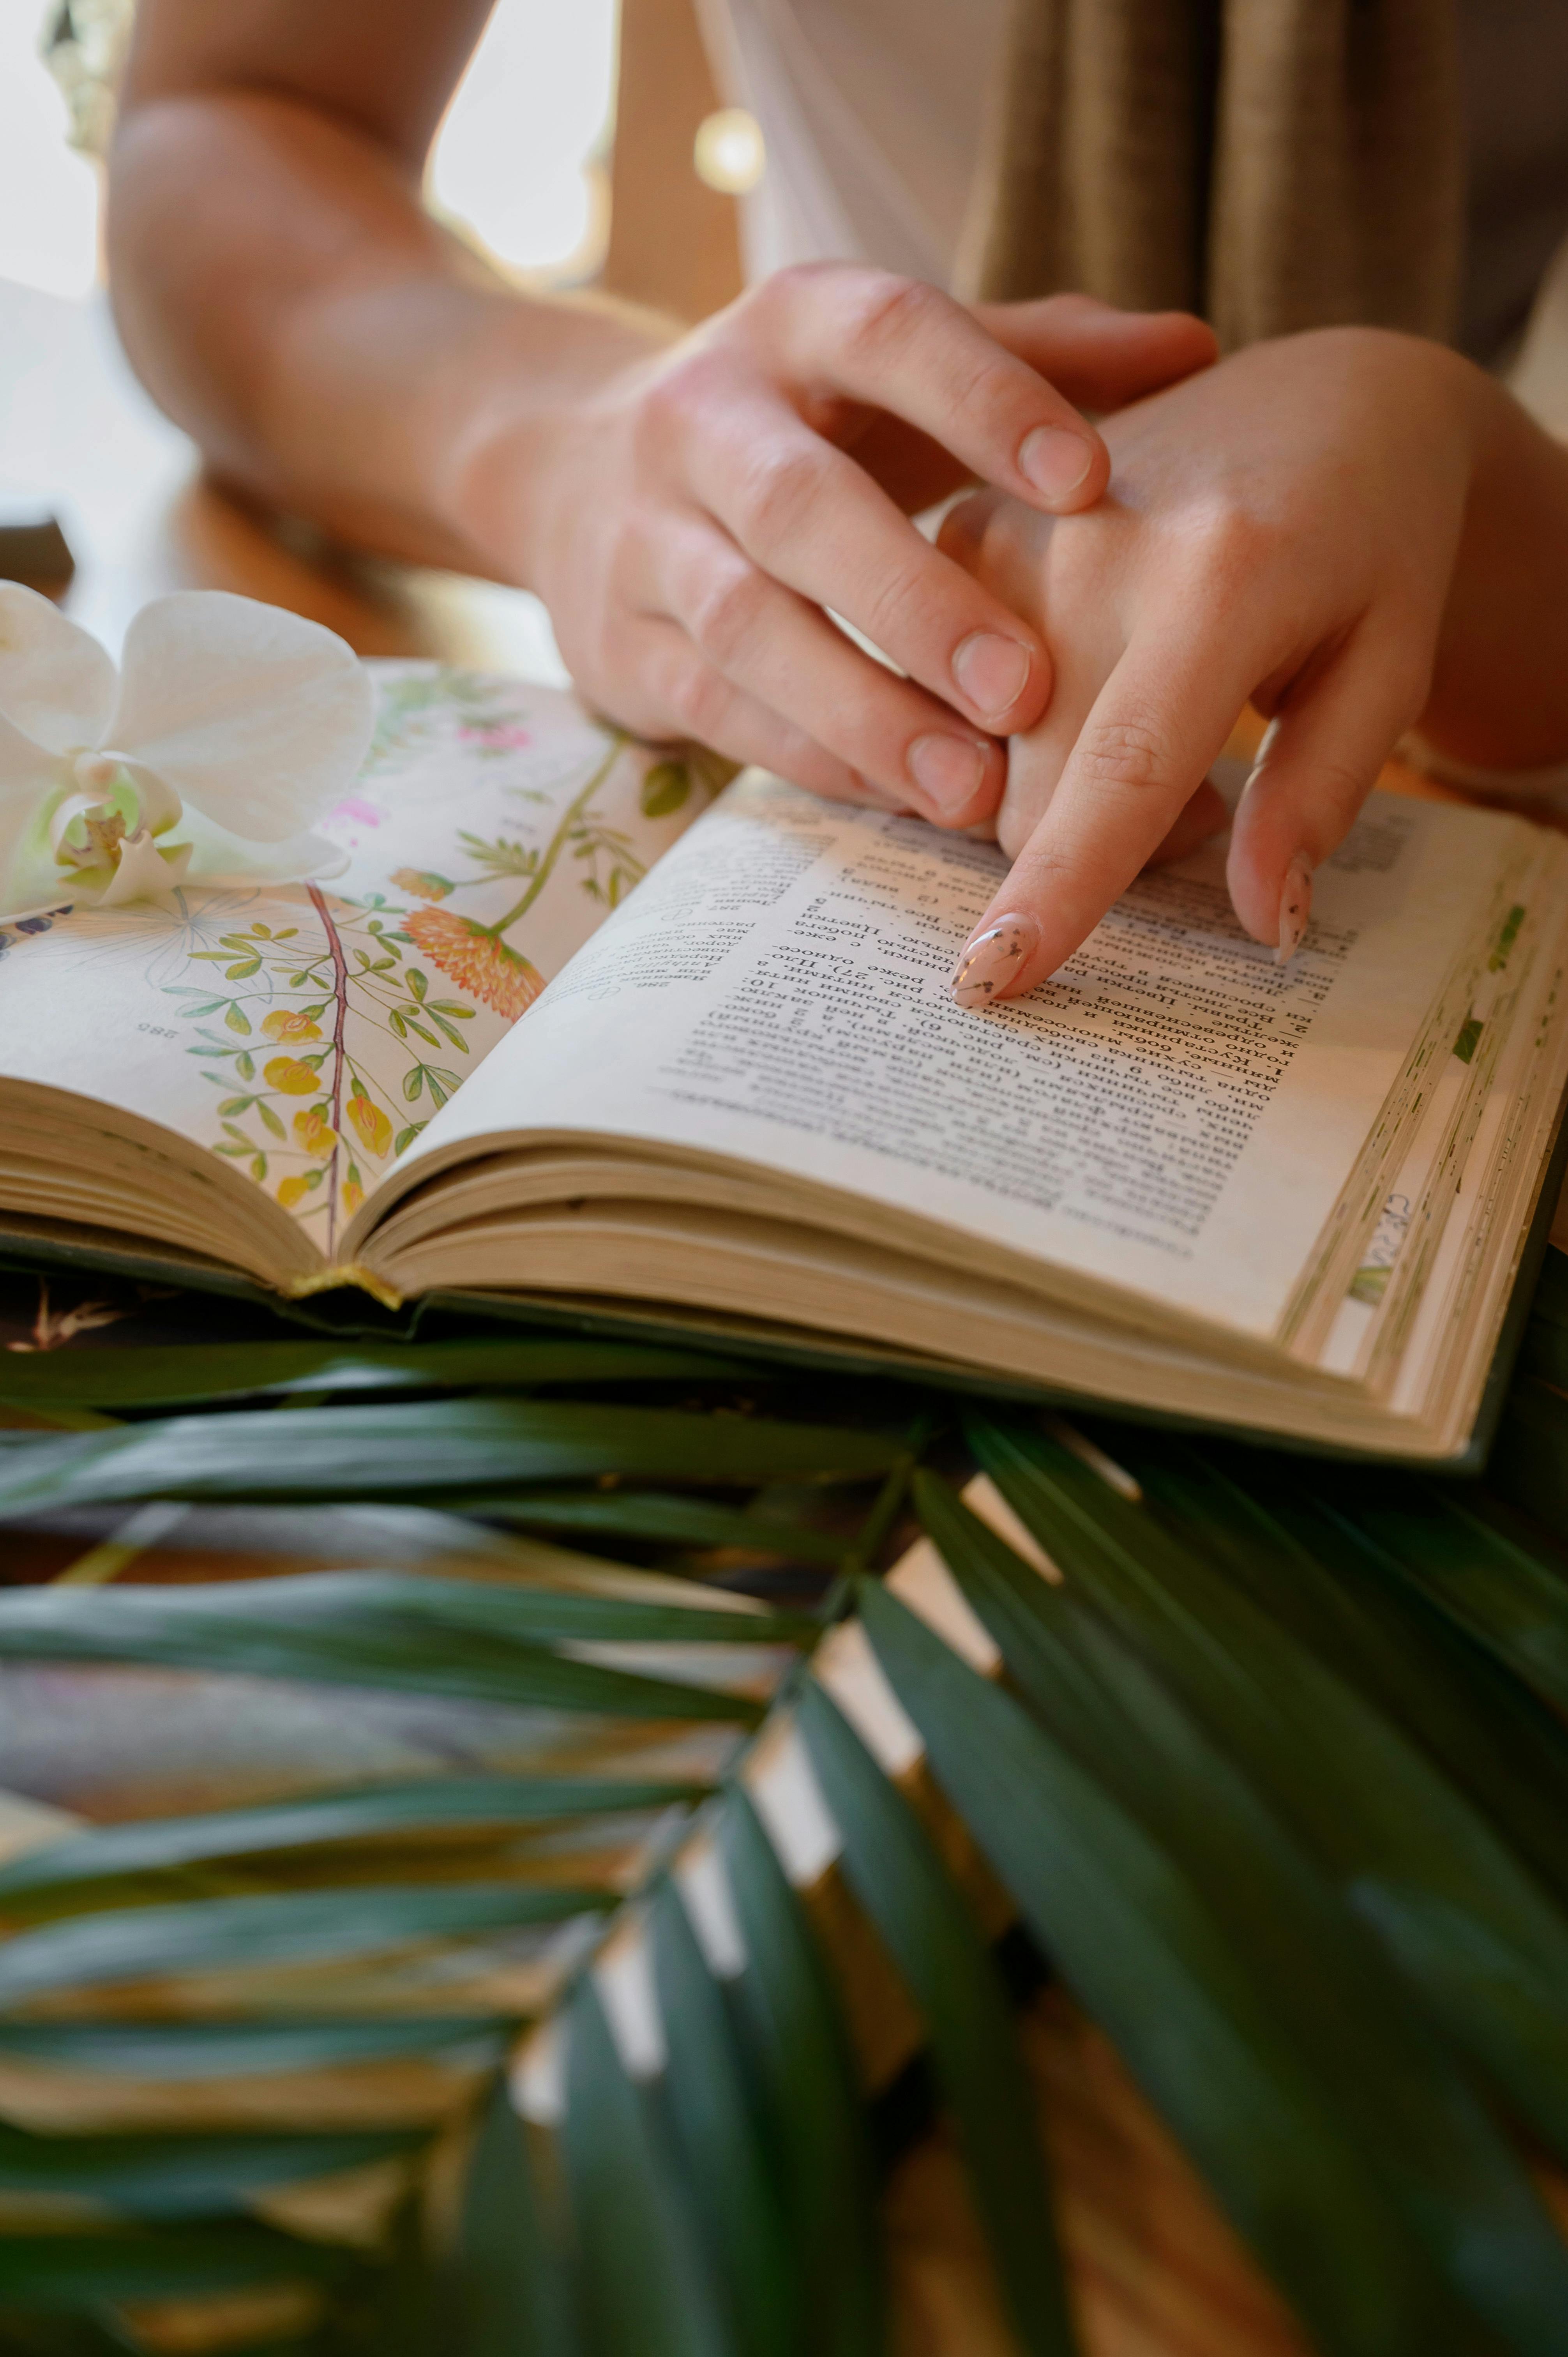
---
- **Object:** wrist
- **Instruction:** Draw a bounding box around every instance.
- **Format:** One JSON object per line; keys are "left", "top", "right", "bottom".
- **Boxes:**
{"left": 1428, "top": 368, "right": 1568, "bottom": 771}
{"left": 435, "top": 295, "right": 669, "bottom": 588}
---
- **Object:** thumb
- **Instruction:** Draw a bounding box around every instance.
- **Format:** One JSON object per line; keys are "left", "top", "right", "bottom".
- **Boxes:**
{"left": 974, "top": 292, "right": 1218, "bottom": 416}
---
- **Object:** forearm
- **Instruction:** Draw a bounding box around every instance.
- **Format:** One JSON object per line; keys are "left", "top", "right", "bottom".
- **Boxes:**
{"left": 107, "top": 89, "right": 670, "bottom": 578}
{"left": 1424, "top": 372, "right": 1568, "bottom": 771}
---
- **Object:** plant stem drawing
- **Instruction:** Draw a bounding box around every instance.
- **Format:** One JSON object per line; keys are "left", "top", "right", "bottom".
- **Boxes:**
{"left": 165, "top": 895, "right": 477, "bottom": 1242}
{"left": 397, "top": 731, "right": 630, "bottom": 1017}
{"left": 306, "top": 884, "right": 350, "bottom": 1259}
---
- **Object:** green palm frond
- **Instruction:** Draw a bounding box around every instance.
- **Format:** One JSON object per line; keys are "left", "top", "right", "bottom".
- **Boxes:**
{"left": 0, "top": 1337, "right": 753, "bottom": 1413}
{"left": 0, "top": 1777, "right": 710, "bottom": 1913}
{"left": 0, "top": 1398, "right": 905, "bottom": 1515}
{"left": 0, "top": 2118, "right": 419, "bottom": 2217}
{"left": 2, "top": 1265, "right": 1568, "bottom": 2353}
{"left": 795, "top": 1678, "right": 1073, "bottom": 2357}
{"left": 713, "top": 1788, "right": 882, "bottom": 2357}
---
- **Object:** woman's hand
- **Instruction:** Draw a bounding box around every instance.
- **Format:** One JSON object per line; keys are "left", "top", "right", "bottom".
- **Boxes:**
{"left": 469, "top": 272, "right": 1215, "bottom": 829}
{"left": 939, "top": 327, "right": 1568, "bottom": 1007}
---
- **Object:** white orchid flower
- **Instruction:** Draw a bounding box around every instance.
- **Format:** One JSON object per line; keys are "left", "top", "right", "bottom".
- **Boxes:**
{"left": 0, "top": 585, "right": 376, "bottom": 920}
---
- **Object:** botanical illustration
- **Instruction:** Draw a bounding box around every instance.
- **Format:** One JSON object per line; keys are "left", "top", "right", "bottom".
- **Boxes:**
{"left": 161, "top": 885, "right": 479, "bottom": 1258}
{"left": 0, "top": 666, "right": 716, "bottom": 1254}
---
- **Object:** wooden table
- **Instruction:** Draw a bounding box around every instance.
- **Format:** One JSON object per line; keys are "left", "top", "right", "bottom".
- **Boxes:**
{"left": 0, "top": 275, "right": 571, "bottom": 678}
{"left": 0, "top": 271, "right": 1322, "bottom": 2357}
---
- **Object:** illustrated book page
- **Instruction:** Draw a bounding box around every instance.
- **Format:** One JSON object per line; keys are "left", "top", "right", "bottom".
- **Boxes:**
{"left": 0, "top": 666, "right": 717, "bottom": 1273}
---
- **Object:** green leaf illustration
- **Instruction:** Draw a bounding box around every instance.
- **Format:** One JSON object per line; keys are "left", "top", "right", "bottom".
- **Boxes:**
{"left": 641, "top": 762, "right": 692, "bottom": 819}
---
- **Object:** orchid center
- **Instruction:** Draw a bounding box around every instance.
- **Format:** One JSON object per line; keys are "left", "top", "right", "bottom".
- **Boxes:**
{"left": 46, "top": 756, "right": 189, "bottom": 897}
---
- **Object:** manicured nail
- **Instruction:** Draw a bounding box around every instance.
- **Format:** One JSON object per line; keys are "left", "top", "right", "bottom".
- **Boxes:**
{"left": 952, "top": 631, "right": 1031, "bottom": 721}
{"left": 908, "top": 733, "right": 988, "bottom": 817}
{"left": 1275, "top": 853, "right": 1313, "bottom": 966}
{"left": 1019, "top": 426, "right": 1093, "bottom": 500}
{"left": 951, "top": 913, "right": 1040, "bottom": 1008}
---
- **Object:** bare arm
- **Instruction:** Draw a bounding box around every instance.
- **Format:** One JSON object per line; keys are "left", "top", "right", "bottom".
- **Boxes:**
{"left": 109, "top": 0, "right": 661, "bottom": 571}
{"left": 109, "top": 0, "right": 1217, "bottom": 821}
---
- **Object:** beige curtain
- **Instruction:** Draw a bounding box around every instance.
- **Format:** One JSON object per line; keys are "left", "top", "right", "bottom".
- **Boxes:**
{"left": 958, "top": 0, "right": 1465, "bottom": 350}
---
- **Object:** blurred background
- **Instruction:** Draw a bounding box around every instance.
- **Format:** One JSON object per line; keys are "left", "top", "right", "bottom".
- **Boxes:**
{"left": 0, "top": 0, "right": 622, "bottom": 299}
{"left": 0, "top": 0, "right": 745, "bottom": 666}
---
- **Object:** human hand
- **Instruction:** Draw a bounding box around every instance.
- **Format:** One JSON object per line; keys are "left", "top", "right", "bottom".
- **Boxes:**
{"left": 939, "top": 327, "right": 1516, "bottom": 1007}
{"left": 500, "top": 272, "right": 1215, "bottom": 828}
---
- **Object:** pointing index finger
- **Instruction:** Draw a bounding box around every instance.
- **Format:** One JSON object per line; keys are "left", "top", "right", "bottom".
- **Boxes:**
{"left": 953, "top": 629, "right": 1258, "bottom": 1003}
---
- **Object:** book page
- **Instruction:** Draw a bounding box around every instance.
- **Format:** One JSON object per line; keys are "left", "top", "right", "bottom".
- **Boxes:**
{"left": 0, "top": 667, "right": 714, "bottom": 1263}
{"left": 387, "top": 772, "right": 1531, "bottom": 1346}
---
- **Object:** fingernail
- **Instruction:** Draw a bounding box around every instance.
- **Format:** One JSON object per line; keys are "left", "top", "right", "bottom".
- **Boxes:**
{"left": 1275, "top": 853, "right": 1313, "bottom": 966}
{"left": 908, "top": 733, "right": 989, "bottom": 817}
{"left": 1019, "top": 426, "right": 1093, "bottom": 500}
{"left": 952, "top": 631, "right": 1032, "bottom": 721}
{"left": 951, "top": 913, "right": 1040, "bottom": 1009}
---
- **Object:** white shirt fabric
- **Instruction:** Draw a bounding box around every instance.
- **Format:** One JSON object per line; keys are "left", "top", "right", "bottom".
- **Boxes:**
{"left": 699, "top": 0, "right": 1568, "bottom": 379}
{"left": 695, "top": 0, "right": 1010, "bottom": 290}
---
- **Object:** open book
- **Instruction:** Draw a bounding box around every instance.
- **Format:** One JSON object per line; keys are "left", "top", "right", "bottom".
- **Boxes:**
{"left": 2, "top": 663, "right": 1566, "bottom": 1461}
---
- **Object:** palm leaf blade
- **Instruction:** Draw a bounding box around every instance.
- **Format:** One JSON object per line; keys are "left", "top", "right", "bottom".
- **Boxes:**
{"left": 0, "top": 1400, "right": 905, "bottom": 1516}
{"left": 0, "top": 1884, "right": 611, "bottom": 2010}
{"left": 1125, "top": 1446, "right": 1568, "bottom": 1909}
{"left": 0, "top": 1776, "right": 710, "bottom": 1910}
{"left": 909, "top": 1476, "right": 1568, "bottom": 2354}
{"left": 0, "top": 2219, "right": 358, "bottom": 2304}
{"left": 717, "top": 1789, "right": 884, "bottom": 2357}
{"left": 0, "top": 2016, "right": 514, "bottom": 2080}
{"left": 1347, "top": 1478, "right": 1568, "bottom": 1722}
{"left": 971, "top": 1417, "right": 1568, "bottom": 2177}
{"left": 455, "top": 2076, "right": 579, "bottom": 2357}
{"left": 560, "top": 1974, "right": 737, "bottom": 2357}
{"left": 796, "top": 1678, "right": 1075, "bottom": 2357}
{"left": 649, "top": 1875, "right": 798, "bottom": 2357}
{"left": 858, "top": 1574, "right": 1554, "bottom": 2357}
{"left": 0, "top": 1576, "right": 772, "bottom": 1724}
{"left": 0, "top": 1338, "right": 753, "bottom": 1412}
{"left": 479, "top": 1491, "right": 850, "bottom": 1565}
{"left": 0, "top": 2119, "right": 417, "bottom": 2217}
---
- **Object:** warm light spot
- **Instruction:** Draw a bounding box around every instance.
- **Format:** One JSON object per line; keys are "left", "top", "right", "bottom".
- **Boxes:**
{"left": 694, "top": 108, "right": 765, "bottom": 196}
{"left": 427, "top": 0, "right": 617, "bottom": 280}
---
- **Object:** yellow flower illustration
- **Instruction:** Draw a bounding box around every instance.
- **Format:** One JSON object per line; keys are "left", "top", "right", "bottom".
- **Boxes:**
{"left": 293, "top": 1108, "right": 338, "bottom": 1158}
{"left": 262, "top": 1009, "right": 323, "bottom": 1043}
{"left": 263, "top": 1057, "right": 320, "bottom": 1095}
{"left": 343, "top": 1177, "right": 365, "bottom": 1216}
{"left": 403, "top": 909, "right": 542, "bottom": 1020}
{"left": 346, "top": 1090, "right": 393, "bottom": 1158}
{"left": 277, "top": 1173, "right": 314, "bottom": 1210}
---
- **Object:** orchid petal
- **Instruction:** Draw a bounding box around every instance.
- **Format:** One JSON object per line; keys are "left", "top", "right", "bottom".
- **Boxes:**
{"left": 177, "top": 802, "right": 350, "bottom": 887}
{"left": 0, "top": 585, "right": 117, "bottom": 758}
{"left": 105, "top": 593, "right": 375, "bottom": 844}
{"left": 0, "top": 719, "right": 69, "bottom": 916}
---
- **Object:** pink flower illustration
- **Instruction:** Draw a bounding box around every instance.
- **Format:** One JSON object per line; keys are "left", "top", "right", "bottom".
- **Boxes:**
{"left": 459, "top": 721, "right": 533, "bottom": 753}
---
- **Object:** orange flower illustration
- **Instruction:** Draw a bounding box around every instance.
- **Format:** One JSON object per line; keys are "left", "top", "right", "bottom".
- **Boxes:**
{"left": 390, "top": 868, "right": 454, "bottom": 901}
{"left": 293, "top": 1108, "right": 337, "bottom": 1158}
{"left": 346, "top": 1090, "right": 393, "bottom": 1159}
{"left": 263, "top": 1056, "right": 320, "bottom": 1095}
{"left": 403, "top": 909, "right": 543, "bottom": 1019}
{"left": 277, "top": 1173, "right": 315, "bottom": 1210}
{"left": 262, "top": 1009, "right": 322, "bottom": 1042}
